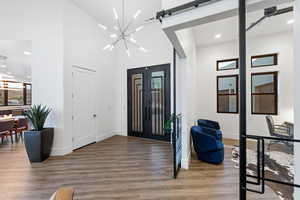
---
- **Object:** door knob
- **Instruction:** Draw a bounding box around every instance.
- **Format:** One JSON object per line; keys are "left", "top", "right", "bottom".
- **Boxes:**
{"left": 93, "top": 114, "right": 97, "bottom": 118}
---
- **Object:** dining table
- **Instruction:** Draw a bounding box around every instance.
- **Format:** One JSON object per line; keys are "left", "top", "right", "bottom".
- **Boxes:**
{"left": 0, "top": 115, "right": 27, "bottom": 143}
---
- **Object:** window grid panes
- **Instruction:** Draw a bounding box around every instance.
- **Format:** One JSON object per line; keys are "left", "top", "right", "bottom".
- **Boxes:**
{"left": 0, "top": 81, "right": 32, "bottom": 107}
{"left": 217, "top": 58, "right": 239, "bottom": 71}
{"left": 217, "top": 75, "right": 239, "bottom": 114}
{"left": 251, "top": 54, "right": 278, "bottom": 68}
{"left": 25, "top": 84, "right": 32, "bottom": 105}
{"left": 7, "top": 82, "right": 24, "bottom": 106}
{"left": 0, "top": 81, "right": 5, "bottom": 106}
{"left": 251, "top": 72, "right": 278, "bottom": 115}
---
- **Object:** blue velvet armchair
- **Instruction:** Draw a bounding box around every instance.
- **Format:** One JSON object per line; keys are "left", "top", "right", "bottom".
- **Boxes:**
{"left": 191, "top": 125, "right": 224, "bottom": 164}
{"left": 197, "top": 119, "right": 222, "bottom": 141}
{"left": 197, "top": 119, "right": 221, "bottom": 130}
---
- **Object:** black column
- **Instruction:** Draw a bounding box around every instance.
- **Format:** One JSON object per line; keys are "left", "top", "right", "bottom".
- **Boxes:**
{"left": 239, "top": 0, "right": 247, "bottom": 199}
{"left": 173, "top": 48, "right": 177, "bottom": 179}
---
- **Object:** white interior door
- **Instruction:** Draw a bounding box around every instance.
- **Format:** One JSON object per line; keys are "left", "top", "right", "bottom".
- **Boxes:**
{"left": 72, "top": 67, "right": 97, "bottom": 150}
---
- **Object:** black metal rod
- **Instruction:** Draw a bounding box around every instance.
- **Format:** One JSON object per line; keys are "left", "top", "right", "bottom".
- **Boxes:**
{"left": 276, "top": 6, "right": 293, "bottom": 15}
{"left": 246, "top": 138, "right": 261, "bottom": 186}
{"left": 257, "top": 139, "right": 261, "bottom": 185}
{"left": 247, "top": 6, "right": 293, "bottom": 31}
{"left": 247, "top": 135, "right": 300, "bottom": 143}
{"left": 246, "top": 138, "right": 265, "bottom": 194}
{"left": 246, "top": 16, "right": 266, "bottom": 31}
{"left": 156, "top": 0, "right": 215, "bottom": 21}
{"left": 247, "top": 174, "right": 300, "bottom": 188}
{"left": 247, "top": 188, "right": 264, "bottom": 194}
{"left": 246, "top": 137, "right": 300, "bottom": 189}
{"left": 173, "top": 48, "right": 177, "bottom": 179}
{"left": 261, "top": 139, "right": 265, "bottom": 194}
{"left": 264, "top": 178, "right": 300, "bottom": 188}
{"left": 247, "top": 175, "right": 261, "bottom": 185}
{"left": 239, "top": 0, "right": 247, "bottom": 199}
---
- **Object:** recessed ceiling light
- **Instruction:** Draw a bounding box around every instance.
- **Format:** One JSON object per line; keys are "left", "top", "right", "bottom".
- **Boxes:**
{"left": 215, "top": 34, "right": 222, "bottom": 39}
{"left": 1, "top": 64, "right": 7, "bottom": 68}
{"left": 24, "top": 51, "right": 32, "bottom": 55}
{"left": 287, "top": 19, "right": 295, "bottom": 24}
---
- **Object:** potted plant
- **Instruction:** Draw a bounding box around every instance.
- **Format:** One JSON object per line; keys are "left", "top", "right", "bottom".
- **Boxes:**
{"left": 164, "top": 113, "right": 182, "bottom": 133}
{"left": 23, "top": 104, "right": 53, "bottom": 163}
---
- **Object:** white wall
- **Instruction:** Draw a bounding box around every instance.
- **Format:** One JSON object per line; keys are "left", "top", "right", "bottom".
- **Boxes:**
{"left": 294, "top": 1, "right": 300, "bottom": 198}
{"left": 115, "top": 22, "right": 198, "bottom": 169}
{"left": 176, "top": 28, "right": 198, "bottom": 168}
{"left": 0, "top": 0, "right": 65, "bottom": 154}
{"left": 115, "top": 22, "right": 173, "bottom": 135}
{"left": 63, "top": 1, "right": 118, "bottom": 154}
{"left": 196, "top": 31, "right": 294, "bottom": 139}
{"left": 0, "top": 0, "right": 118, "bottom": 155}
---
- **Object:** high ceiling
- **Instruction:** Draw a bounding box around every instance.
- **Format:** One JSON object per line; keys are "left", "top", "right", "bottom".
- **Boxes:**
{"left": 72, "top": 0, "right": 294, "bottom": 49}
{"left": 72, "top": 0, "right": 161, "bottom": 30}
{"left": 192, "top": 3, "right": 294, "bottom": 47}
{"left": 0, "top": 40, "right": 31, "bottom": 82}
{"left": 0, "top": 1, "right": 291, "bottom": 83}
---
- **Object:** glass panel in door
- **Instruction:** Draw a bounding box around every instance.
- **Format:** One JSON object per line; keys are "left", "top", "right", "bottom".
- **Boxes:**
{"left": 151, "top": 71, "right": 165, "bottom": 136}
{"left": 131, "top": 73, "right": 143, "bottom": 133}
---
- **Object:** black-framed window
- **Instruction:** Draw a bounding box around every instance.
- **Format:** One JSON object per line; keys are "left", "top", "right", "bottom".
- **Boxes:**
{"left": 24, "top": 83, "right": 32, "bottom": 105}
{"left": 217, "top": 75, "right": 239, "bottom": 114}
{"left": 251, "top": 72, "right": 278, "bottom": 115}
{"left": 7, "top": 82, "right": 24, "bottom": 106}
{"left": 251, "top": 53, "right": 278, "bottom": 68}
{"left": 217, "top": 58, "right": 239, "bottom": 71}
{"left": 0, "top": 81, "right": 32, "bottom": 107}
{"left": 0, "top": 81, "right": 5, "bottom": 106}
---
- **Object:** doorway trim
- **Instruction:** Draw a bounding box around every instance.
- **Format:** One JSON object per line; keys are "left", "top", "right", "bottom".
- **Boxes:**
{"left": 127, "top": 63, "right": 171, "bottom": 142}
{"left": 72, "top": 66, "right": 97, "bottom": 150}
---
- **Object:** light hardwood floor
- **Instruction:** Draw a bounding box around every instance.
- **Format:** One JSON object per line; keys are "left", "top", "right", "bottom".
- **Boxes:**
{"left": 0, "top": 136, "right": 277, "bottom": 200}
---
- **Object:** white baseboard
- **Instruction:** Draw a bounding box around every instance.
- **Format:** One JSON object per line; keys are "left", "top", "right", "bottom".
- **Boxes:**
{"left": 223, "top": 132, "right": 239, "bottom": 140}
{"left": 96, "top": 132, "right": 114, "bottom": 142}
{"left": 112, "top": 131, "right": 126, "bottom": 136}
{"left": 181, "top": 150, "right": 191, "bottom": 169}
{"left": 51, "top": 132, "right": 114, "bottom": 156}
{"left": 51, "top": 145, "right": 73, "bottom": 156}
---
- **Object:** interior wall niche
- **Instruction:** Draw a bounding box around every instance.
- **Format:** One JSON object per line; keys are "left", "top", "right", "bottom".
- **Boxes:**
{"left": 0, "top": 40, "right": 32, "bottom": 107}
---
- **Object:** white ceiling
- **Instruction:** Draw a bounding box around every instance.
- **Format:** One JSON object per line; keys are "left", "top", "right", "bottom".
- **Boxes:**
{"left": 72, "top": 0, "right": 162, "bottom": 30}
{"left": 192, "top": 3, "right": 294, "bottom": 47}
{"left": 0, "top": 40, "right": 31, "bottom": 83}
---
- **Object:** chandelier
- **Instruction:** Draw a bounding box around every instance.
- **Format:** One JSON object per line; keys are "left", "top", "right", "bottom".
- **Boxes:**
{"left": 99, "top": 0, "right": 147, "bottom": 57}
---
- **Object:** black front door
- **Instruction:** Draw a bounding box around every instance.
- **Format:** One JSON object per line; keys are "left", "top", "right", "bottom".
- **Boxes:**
{"left": 127, "top": 64, "right": 171, "bottom": 142}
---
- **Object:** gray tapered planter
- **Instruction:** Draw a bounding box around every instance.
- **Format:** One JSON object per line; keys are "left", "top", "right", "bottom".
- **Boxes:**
{"left": 24, "top": 128, "right": 54, "bottom": 163}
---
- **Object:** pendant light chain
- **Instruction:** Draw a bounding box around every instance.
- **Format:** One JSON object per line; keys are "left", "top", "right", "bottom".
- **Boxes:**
{"left": 122, "top": 0, "right": 125, "bottom": 29}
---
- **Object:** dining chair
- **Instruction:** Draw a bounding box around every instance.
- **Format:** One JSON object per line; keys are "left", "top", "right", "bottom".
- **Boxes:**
{"left": 0, "top": 120, "right": 15, "bottom": 144}
{"left": 266, "top": 116, "right": 293, "bottom": 151}
{"left": 15, "top": 118, "right": 28, "bottom": 142}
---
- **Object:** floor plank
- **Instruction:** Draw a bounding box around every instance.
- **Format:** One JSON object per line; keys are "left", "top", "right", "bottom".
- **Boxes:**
{"left": 0, "top": 136, "right": 277, "bottom": 200}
